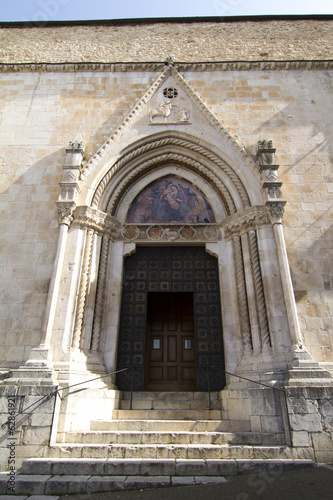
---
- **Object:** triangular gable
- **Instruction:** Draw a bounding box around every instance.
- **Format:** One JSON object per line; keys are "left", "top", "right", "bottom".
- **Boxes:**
{"left": 80, "top": 61, "right": 257, "bottom": 183}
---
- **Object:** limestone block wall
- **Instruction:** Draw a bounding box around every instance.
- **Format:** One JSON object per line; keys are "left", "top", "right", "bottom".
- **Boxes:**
{"left": 287, "top": 386, "right": 333, "bottom": 463}
{"left": 0, "top": 383, "right": 57, "bottom": 470}
{"left": 0, "top": 71, "right": 156, "bottom": 367}
{"left": 0, "top": 66, "right": 332, "bottom": 367}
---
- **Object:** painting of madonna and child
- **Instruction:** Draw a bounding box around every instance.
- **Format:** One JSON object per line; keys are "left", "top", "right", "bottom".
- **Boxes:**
{"left": 126, "top": 176, "right": 216, "bottom": 224}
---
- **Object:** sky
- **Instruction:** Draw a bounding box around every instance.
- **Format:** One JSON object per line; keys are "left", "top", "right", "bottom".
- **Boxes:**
{"left": 0, "top": 0, "right": 332, "bottom": 22}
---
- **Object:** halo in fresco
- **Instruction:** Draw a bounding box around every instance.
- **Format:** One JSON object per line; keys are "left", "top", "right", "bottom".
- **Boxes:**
{"left": 126, "top": 176, "right": 215, "bottom": 224}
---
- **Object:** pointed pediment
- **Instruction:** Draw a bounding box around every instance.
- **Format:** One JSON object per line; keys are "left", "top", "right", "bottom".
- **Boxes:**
{"left": 80, "top": 63, "right": 255, "bottom": 182}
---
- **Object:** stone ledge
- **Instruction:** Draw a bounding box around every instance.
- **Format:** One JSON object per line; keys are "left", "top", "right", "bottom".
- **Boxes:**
{"left": 0, "top": 60, "right": 333, "bottom": 74}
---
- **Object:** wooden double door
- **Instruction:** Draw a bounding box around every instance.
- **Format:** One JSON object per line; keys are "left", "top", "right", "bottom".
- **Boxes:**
{"left": 145, "top": 292, "right": 196, "bottom": 391}
{"left": 116, "top": 246, "right": 225, "bottom": 392}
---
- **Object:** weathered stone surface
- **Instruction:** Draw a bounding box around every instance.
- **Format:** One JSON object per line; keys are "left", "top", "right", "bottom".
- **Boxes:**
{"left": 45, "top": 475, "right": 89, "bottom": 495}
{"left": 14, "top": 475, "right": 51, "bottom": 495}
{"left": 176, "top": 459, "right": 206, "bottom": 476}
{"left": 124, "top": 476, "right": 170, "bottom": 489}
{"left": 86, "top": 476, "right": 125, "bottom": 493}
{"left": 0, "top": 20, "right": 332, "bottom": 65}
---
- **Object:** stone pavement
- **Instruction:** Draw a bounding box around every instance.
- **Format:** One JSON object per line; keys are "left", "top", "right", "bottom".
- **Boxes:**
{"left": 0, "top": 465, "right": 332, "bottom": 500}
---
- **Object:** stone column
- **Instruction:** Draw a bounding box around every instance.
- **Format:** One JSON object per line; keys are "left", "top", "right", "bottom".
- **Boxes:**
{"left": 268, "top": 203, "right": 302, "bottom": 348}
{"left": 24, "top": 140, "right": 84, "bottom": 370}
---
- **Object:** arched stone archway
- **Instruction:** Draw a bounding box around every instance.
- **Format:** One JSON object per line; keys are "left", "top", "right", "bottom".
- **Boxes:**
{"left": 45, "top": 130, "right": 299, "bottom": 394}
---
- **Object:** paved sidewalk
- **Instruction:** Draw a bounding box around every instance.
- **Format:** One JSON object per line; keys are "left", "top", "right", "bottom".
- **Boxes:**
{"left": 61, "top": 465, "right": 333, "bottom": 500}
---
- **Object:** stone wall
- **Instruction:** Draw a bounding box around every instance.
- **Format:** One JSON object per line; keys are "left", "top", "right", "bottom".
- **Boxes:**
{"left": 0, "top": 67, "right": 332, "bottom": 367}
{"left": 0, "top": 19, "right": 333, "bottom": 64}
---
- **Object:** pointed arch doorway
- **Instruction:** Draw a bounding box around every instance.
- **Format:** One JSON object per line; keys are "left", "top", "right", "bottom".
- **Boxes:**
{"left": 116, "top": 246, "right": 226, "bottom": 393}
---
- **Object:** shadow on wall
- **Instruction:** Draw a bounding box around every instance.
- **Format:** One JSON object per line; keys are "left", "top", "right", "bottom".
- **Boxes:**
{"left": 0, "top": 149, "right": 64, "bottom": 366}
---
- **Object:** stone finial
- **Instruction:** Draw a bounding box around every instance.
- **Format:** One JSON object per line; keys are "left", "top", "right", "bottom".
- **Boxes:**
{"left": 257, "top": 139, "right": 276, "bottom": 165}
{"left": 165, "top": 55, "right": 175, "bottom": 67}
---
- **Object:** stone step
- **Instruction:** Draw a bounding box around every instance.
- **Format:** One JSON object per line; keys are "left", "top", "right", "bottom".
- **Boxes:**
{"left": 0, "top": 474, "right": 227, "bottom": 496}
{"left": 46, "top": 443, "right": 294, "bottom": 460}
{"left": 60, "top": 430, "right": 278, "bottom": 445}
{"left": 19, "top": 458, "right": 316, "bottom": 476}
{"left": 90, "top": 419, "right": 251, "bottom": 432}
{"left": 121, "top": 391, "right": 219, "bottom": 401}
{"left": 112, "top": 409, "right": 222, "bottom": 420}
{"left": 119, "top": 399, "right": 220, "bottom": 410}
{"left": 2, "top": 459, "right": 316, "bottom": 495}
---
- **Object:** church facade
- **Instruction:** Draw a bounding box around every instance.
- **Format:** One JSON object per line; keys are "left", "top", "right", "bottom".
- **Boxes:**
{"left": 0, "top": 17, "right": 333, "bottom": 471}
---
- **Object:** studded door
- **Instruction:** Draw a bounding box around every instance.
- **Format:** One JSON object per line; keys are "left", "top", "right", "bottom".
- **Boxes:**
{"left": 116, "top": 246, "right": 225, "bottom": 391}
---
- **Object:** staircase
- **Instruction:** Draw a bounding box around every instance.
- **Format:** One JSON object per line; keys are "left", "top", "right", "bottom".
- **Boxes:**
{"left": 0, "top": 391, "right": 310, "bottom": 496}
{"left": 52, "top": 391, "right": 286, "bottom": 459}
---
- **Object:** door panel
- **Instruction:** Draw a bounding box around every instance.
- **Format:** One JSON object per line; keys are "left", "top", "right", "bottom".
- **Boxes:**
{"left": 145, "top": 292, "right": 196, "bottom": 391}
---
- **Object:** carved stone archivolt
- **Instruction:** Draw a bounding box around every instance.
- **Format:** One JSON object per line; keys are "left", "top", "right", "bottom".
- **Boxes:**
{"left": 104, "top": 154, "right": 237, "bottom": 217}
{"left": 92, "top": 134, "right": 251, "bottom": 216}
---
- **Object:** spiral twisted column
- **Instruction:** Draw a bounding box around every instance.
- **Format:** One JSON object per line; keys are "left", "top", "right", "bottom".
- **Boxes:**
{"left": 91, "top": 235, "right": 110, "bottom": 350}
{"left": 248, "top": 229, "right": 271, "bottom": 348}
{"left": 233, "top": 235, "right": 252, "bottom": 350}
{"left": 72, "top": 228, "right": 94, "bottom": 348}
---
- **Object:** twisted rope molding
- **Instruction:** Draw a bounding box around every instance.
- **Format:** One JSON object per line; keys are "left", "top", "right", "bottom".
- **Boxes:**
{"left": 105, "top": 152, "right": 235, "bottom": 216}
{"left": 91, "top": 136, "right": 250, "bottom": 211}
{"left": 248, "top": 230, "right": 271, "bottom": 348}
{"left": 233, "top": 235, "right": 252, "bottom": 350}
{"left": 91, "top": 235, "right": 110, "bottom": 351}
{"left": 72, "top": 228, "right": 94, "bottom": 349}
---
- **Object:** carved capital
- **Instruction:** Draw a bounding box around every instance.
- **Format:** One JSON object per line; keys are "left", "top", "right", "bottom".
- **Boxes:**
{"left": 266, "top": 201, "right": 287, "bottom": 224}
{"left": 223, "top": 206, "right": 270, "bottom": 240}
{"left": 72, "top": 206, "right": 120, "bottom": 237}
{"left": 56, "top": 201, "right": 76, "bottom": 226}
